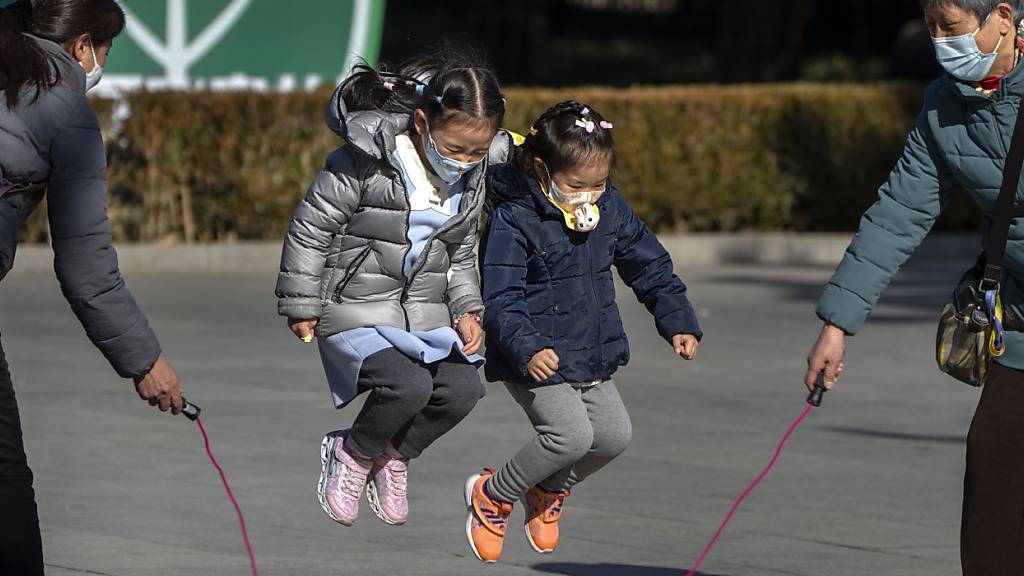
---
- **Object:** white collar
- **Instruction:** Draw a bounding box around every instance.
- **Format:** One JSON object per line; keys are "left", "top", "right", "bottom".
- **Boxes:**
{"left": 391, "top": 134, "right": 448, "bottom": 192}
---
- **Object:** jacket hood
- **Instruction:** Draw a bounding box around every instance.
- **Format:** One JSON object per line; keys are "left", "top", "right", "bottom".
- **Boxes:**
{"left": 488, "top": 162, "right": 534, "bottom": 208}
{"left": 30, "top": 34, "right": 86, "bottom": 95}
{"left": 324, "top": 83, "right": 410, "bottom": 163}
{"left": 1, "top": 36, "right": 85, "bottom": 188}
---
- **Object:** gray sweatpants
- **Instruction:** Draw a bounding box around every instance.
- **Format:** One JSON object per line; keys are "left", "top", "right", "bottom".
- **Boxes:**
{"left": 487, "top": 380, "right": 632, "bottom": 503}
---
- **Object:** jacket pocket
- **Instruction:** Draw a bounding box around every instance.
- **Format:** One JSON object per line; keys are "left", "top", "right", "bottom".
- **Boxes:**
{"left": 331, "top": 246, "right": 373, "bottom": 304}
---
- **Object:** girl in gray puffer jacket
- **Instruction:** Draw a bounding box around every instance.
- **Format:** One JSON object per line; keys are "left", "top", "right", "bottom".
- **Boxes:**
{"left": 275, "top": 54, "right": 515, "bottom": 528}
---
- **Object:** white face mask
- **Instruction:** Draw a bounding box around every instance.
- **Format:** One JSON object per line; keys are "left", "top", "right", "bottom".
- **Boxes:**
{"left": 79, "top": 40, "right": 103, "bottom": 92}
{"left": 932, "top": 13, "right": 1004, "bottom": 81}
{"left": 540, "top": 165, "right": 604, "bottom": 232}
{"left": 542, "top": 165, "right": 605, "bottom": 208}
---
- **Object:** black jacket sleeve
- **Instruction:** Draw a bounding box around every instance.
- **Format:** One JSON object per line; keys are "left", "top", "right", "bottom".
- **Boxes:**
{"left": 46, "top": 98, "right": 162, "bottom": 379}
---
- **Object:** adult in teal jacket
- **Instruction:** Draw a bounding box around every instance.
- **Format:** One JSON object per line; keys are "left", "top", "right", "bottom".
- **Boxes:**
{"left": 805, "top": 1, "right": 1024, "bottom": 573}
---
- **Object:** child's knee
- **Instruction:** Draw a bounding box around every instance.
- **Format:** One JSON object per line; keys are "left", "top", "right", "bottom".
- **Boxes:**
{"left": 391, "top": 374, "right": 435, "bottom": 411}
{"left": 591, "top": 420, "right": 632, "bottom": 460}
{"left": 540, "top": 422, "right": 594, "bottom": 462}
{"left": 447, "top": 380, "right": 485, "bottom": 417}
{"left": 433, "top": 371, "right": 485, "bottom": 416}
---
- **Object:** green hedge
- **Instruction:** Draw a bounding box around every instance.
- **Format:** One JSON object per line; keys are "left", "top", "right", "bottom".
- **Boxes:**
{"left": 20, "top": 83, "right": 980, "bottom": 243}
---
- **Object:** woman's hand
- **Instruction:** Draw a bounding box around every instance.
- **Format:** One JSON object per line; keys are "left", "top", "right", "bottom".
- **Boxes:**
{"left": 289, "top": 318, "right": 318, "bottom": 343}
{"left": 805, "top": 322, "right": 846, "bottom": 392}
{"left": 528, "top": 349, "right": 560, "bottom": 382}
{"left": 133, "top": 356, "right": 184, "bottom": 415}
{"left": 457, "top": 316, "right": 484, "bottom": 355}
{"left": 672, "top": 334, "right": 699, "bottom": 360}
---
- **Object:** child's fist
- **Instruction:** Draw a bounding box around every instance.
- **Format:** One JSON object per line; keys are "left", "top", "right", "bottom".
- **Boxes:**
{"left": 528, "top": 348, "right": 560, "bottom": 382}
{"left": 288, "top": 318, "right": 318, "bottom": 342}
{"left": 672, "top": 334, "right": 699, "bottom": 360}
{"left": 456, "top": 315, "right": 484, "bottom": 355}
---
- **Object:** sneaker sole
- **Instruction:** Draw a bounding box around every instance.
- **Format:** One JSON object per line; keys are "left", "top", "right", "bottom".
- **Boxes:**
{"left": 524, "top": 522, "right": 555, "bottom": 555}
{"left": 463, "top": 474, "right": 496, "bottom": 564}
{"left": 317, "top": 431, "right": 354, "bottom": 526}
{"left": 366, "top": 477, "right": 407, "bottom": 526}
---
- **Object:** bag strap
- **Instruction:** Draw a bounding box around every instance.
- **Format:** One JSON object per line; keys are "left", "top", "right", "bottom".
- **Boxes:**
{"left": 983, "top": 107, "right": 1024, "bottom": 289}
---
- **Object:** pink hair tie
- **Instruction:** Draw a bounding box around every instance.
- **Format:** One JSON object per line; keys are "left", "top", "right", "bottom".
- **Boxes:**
{"left": 581, "top": 107, "right": 590, "bottom": 115}
{"left": 599, "top": 121, "right": 614, "bottom": 130}
{"left": 382, "top": 81, "right": 395, "bottom": 91}
{"left": 574, "top": 119, "right": 596, "bottom": 133}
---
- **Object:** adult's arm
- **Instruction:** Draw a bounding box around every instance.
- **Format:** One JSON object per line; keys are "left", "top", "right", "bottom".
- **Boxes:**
{"left": 46, "top": 98, "right": 161, "bottom": 379}
{"left": 816, "top": 107, "right": 957, "bottom": 335}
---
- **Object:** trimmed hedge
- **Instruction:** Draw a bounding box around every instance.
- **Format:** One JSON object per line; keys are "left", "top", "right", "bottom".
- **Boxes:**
{"left": 20, "top": 83, "right": 980, "bottom": 243}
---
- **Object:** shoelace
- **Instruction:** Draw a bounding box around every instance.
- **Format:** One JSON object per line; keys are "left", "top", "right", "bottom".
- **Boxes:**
{"left": 337, "top": 459, "right": 368, "bottom": 498}
{"left": 386, "top": 465, "right": 408, "bottom": 497}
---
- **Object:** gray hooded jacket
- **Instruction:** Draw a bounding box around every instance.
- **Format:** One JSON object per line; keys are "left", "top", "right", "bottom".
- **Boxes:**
{"left": 275, "top": 86, "right": 514, "bottom": 336}
{"left": 0, "top": 35, "right": 161, "bottom": 379}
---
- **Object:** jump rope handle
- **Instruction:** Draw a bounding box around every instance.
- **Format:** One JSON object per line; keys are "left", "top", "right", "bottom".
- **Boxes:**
{"left": 181, "top": 397, "right": 202, "bottom": 422}
{"left": 806, "top": 373, "right": 827, "bottom": 407}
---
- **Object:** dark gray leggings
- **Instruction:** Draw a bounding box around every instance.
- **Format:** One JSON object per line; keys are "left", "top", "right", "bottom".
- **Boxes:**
{"left": 347, "top": 348, "right": 485, "bottom": 460}
{"left": 487, "top": 380, "right": 632, "bottom": 503}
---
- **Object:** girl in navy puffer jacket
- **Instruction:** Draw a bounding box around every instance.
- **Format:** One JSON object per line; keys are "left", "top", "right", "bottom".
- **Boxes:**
{"left": 463, "top": 101, "right": 703, "bottom": 563}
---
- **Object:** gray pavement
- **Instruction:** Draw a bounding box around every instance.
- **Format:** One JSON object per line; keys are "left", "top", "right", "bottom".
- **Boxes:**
{"left": 0, "top": 250, "right": 982, "bottom": 576}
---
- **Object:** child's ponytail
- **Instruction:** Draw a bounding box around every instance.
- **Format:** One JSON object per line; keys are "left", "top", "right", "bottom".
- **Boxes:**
{"left": 339, "top": 63, "right": 426, "bottom": 115}
{"left": 340, "top": 50, "right": 506, "bottom": 129}
{"left": 519, "top": 100, "right": 617, "bottom": 175}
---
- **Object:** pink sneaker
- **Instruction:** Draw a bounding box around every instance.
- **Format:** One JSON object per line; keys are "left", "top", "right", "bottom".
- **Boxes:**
{"left": 367, "top": 455, "right": 409, "bottom": 525}
{"left": 317, "top": 430, "right": 371, "bottom": 526}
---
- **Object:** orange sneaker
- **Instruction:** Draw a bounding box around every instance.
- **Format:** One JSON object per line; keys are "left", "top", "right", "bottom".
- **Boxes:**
{"left": 524, "top": 485, "right": 570, "bottom": 554}
{"left": 464, "top": 469, "right": 513, "bottom": 563}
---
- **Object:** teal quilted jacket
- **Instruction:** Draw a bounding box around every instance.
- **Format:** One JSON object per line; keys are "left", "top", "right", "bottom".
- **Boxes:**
{"left": 817, "top": 64, "right": 1024, "bottom": 369}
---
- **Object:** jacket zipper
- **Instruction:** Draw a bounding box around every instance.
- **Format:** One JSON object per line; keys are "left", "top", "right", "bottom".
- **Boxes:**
{"left": 400, "top": 168, "right": 483, "bottom": 330}
{"left": 585, "top": 238, "right": 603, "bottom": 374}
{"left": 331, "top": 246, "right": 373, "bottom": 304}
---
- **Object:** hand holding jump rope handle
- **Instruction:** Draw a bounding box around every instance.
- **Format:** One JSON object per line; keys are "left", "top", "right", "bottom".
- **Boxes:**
{"left": 180, "top": 397, "right": 201, "bottom": 422}
{"left": 806, "top": 372, "right": 828, "bottom": 407}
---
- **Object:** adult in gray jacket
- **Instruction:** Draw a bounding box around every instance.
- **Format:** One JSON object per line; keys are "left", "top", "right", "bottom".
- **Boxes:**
{"left": 0, "top": 1, "right": 184, "bottom": 574}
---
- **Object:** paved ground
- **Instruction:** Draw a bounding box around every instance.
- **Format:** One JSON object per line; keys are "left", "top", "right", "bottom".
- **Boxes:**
{"left": 0, "top": 250, "right": 982, "bottom": 576}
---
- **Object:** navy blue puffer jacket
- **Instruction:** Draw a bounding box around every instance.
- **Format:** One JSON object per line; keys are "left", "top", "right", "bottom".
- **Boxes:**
{"left": 481, "top": 163, "right": 702, "bottom": 385}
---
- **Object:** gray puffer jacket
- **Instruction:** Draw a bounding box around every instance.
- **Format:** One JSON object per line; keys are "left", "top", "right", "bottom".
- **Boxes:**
{"left": 275, "top": 86, "right": 514, "bottom": 336}
{"left": 0, "top": 35, "right": 161, "bottom": 378}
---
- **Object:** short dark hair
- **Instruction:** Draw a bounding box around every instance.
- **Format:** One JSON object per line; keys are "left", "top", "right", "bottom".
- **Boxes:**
{"left": 518, "top": 100, "right": 616, "bottom": 176}
{"left": 340, "top": 49, "right": 505, "bottom": 130}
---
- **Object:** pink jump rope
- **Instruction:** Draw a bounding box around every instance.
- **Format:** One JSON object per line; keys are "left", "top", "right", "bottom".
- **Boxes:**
{"left": 180, "top": 399, "right": 261, "bottom": 576}
{"left": 684, "top": 375, "right": 827, "bottom": 576}
{"left": 175, "top": 375, "right": 826, "bottom": 576}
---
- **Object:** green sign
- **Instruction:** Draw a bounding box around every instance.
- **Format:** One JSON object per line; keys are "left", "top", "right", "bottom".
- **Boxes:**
{"left": 3, "top": 0, "right": 386, "bottom": 92}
